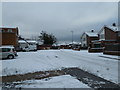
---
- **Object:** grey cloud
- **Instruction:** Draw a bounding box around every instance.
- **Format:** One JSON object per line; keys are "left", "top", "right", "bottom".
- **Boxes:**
{"left": 2, "top": 2, "right": 118, "bottom": 42}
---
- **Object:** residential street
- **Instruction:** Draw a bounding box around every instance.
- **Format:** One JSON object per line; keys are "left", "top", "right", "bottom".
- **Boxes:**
{"left": 1, "top": 1, "right": 119, "bottom": 89}
{"left": 1, "top": 50, "right": 120, "bottom": 89}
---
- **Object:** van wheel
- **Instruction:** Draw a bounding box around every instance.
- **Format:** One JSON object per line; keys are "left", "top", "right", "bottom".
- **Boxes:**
{"left": 8, "top": 55, "right": 14, "bottom": 59}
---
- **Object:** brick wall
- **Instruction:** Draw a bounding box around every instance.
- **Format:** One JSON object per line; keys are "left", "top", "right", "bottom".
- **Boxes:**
{"left": 103, "top": 43, "right": 120, "bottom": 56}
{"left": 2, "top": 33, "right": 18, "bottom": 46}
{"left": 104, "top": 43, "right": 120, "bottom": 51}
{"left": 86, "top": 35, "right": 99, "bottom": 47}
{"left": 104, "top": 27, "right": 117, "bottom": 40}
{"left": 0, "top": 27, "right": 19, "bottom": 47}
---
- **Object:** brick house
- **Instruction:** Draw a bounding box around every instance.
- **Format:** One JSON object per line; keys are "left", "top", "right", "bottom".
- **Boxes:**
{"left": 98, "top": 25, "right": 119, "bottom": 42}
{"left": 0, "top": 27, "right": 19, "bottom": 48}
{"left": 81, "top": 30, "right": 99, "bottom": 49}
{"left": 98, "top": 24, "right": 120, "bottom": 55}
{"left": 89, "top": 23, "right": 120, "bottom": 54}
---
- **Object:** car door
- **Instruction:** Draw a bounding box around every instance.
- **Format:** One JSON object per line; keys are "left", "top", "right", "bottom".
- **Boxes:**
{"left": 2, "top": 48, "right": 7, "bottom": 58}
{"left": 2, "top": 48, "right": 11, "bottom": 58}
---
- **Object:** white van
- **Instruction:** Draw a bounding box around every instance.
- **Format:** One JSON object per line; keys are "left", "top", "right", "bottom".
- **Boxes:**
{"left": 26, "top": 40, "right": 37, "bottom": 51}
{"left": 18, "top": 40, "right": 29, "bottom": 51}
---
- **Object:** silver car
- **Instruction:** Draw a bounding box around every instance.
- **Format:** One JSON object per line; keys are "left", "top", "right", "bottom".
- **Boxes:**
{"left": 0, "top": 46, "right": 18, "bottom": 59}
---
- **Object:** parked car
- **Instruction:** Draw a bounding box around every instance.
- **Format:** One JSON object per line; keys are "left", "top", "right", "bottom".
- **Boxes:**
{"left": 0, "top": 46, "right": 18, "bottom": 59}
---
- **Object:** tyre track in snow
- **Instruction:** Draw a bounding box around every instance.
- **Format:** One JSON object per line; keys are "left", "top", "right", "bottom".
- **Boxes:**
{"left": 59, "top": 50, "right": 118, "bottom": 72}
{"left": 58, "top": 50, "right": 112, "bottom": 68}
{"left": 56, "top": 50, "right": 118, "bottom": 84}
{"left": 61, "top": 50, "right": 118, "bottom": 66}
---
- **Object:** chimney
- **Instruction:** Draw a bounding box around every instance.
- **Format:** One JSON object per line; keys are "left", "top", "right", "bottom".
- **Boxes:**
{"left": 112, "top": 23, "right": 116, "bottom": 27}
{"left": 91, "top": 30, "right": 94, "bottom": 32}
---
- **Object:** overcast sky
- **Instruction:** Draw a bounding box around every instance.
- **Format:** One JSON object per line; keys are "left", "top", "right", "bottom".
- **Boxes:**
{"left": 2, "top": 2, "right": 118, "bottom": 42}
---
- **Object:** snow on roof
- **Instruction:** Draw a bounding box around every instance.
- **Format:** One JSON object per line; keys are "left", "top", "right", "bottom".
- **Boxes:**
{"left": 57, "top": 42, "right": 69, "bottom": 46}
{"left": 26, "top": 40, "right": 38, "bottom": 43}
{"left": 0, "top": 45, "right": 14, "bottom": 48}
{"left": 69, "top": 42, "right": 81, "bottom": 45}
{"left": 38, "top": 41, "right": 43, "bottom": 45}
{"left": 52, "top": 43, "right": 58, "bottom": 46}
{"left": 18, "top": 40, "right": 27, "bottom": 43}
{"left": 85, "top": 32, "right": 98, "bottom": 37}
{"left": 106, "top": 26, "right": 119, "bottom": 32}
{"left": 57, "top": 42, "right": 81, "bottom": 46}
{"left": 0, "top": 26, "right": 17, "bottom": 29}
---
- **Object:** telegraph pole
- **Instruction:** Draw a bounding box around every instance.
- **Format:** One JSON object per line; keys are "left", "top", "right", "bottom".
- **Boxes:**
{"left": 71, "top": 31, "right": 74, "bottom": 44}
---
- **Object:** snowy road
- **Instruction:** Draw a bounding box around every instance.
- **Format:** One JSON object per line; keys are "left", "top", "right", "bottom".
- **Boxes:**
{"left": 1, "top": 50, "right": 119, "bottom": 84}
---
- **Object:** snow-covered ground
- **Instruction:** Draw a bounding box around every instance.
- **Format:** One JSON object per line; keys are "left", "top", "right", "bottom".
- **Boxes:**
{"left": 100, "top": 54, "right": 119, "bottom": 59}
{"left": 14, "top": 75, "right": 90, "bottom": 88}
{"left": 1, "top": 50, "right": 119, "bottom": 84}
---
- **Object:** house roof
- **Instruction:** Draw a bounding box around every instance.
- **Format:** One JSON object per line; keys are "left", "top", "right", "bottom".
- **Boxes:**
{"left": 99, "top": 25, "right": 120, "bottom": 34}
{"left": 18, "top": 40, "right": 27, "bottom": 43}
{"left": 0, "top": 26, "right": 18, "bottom": 29}
{"left": 37, "top": 41, "right": 43, "bottom": 45}
{"left": 69, "top": 42, "right": 81, "bottom": 45}
{"left": 0, "top": 45, "right": 14, "bottom": 48}
{"left": 106, "top": 26, "right": 119, "bottom": 32}
{"left": 85, "top": 32, "right": 98, "bottom": 37}
{"left": 26, "top": 40, "right": 38, "bottom": 44}
{"left": 58, "top": 42, "right": 69, "bottom": 46}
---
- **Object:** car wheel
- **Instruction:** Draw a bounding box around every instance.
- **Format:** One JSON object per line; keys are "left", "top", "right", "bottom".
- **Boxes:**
{"left": 8, "top": 55, "right": 14, "bottom": 59}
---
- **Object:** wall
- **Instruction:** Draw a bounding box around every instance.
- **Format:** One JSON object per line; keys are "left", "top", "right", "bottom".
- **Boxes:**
{"left": 81, "top": 33, "right": 87, "bottom": 48}
{"left": 86, "top": 35, "right": 99, "bottom": 47}
{"left": 104, "top": 27, "right": 117, "bottom": 40}
{"left": 2, "top": 33, "right": 18, "bottom": 46}
{"left": 0, "top": 27, "right": 19, "bottom": 47}
{"left": 99, "top": 28, "right": 105, "bottom": 40}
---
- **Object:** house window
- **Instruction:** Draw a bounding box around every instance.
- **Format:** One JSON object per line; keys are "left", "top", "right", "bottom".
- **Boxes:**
{"left": 83, "top": 44, "right": 86, "bottom": 47}
{"left": 8, "top": 29, "right": 12, "bottom": 32}
{"left": 100, "top": 34, "right": 105, "bottom": 40}
{"left": 83, "top": 38, "right": 86, "bottom": 41}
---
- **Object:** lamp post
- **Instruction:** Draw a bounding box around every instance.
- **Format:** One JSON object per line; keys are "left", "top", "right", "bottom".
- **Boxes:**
{"left": 71, "top": 30, "right": 74, "bottom": 49}
{"left": 71, "top": 31, "right": 74, "bottom": 44}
